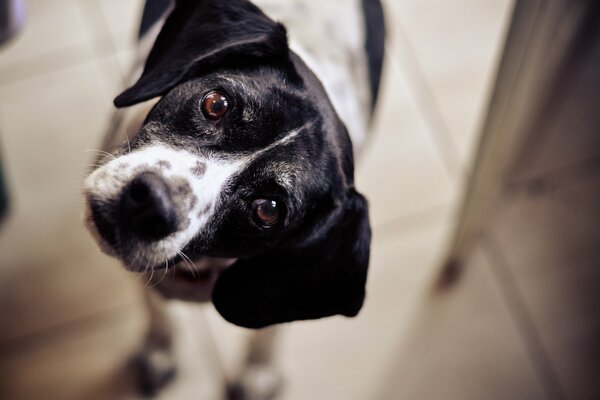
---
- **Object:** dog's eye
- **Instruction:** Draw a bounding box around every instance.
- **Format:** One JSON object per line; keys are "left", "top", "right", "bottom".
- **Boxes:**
{"left": 201, "top": 91, "right": 229, "bottom": 121}
{"left": 251, "top": 199, "right": 280, "bottom": 227}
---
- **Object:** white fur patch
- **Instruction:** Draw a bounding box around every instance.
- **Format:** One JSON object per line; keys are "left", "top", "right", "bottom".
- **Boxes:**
{"left": 84, "top": 144, "right": 244, "bottom": 269}
{"left": 84, "top": 126, "right": 305, "bottom": 270}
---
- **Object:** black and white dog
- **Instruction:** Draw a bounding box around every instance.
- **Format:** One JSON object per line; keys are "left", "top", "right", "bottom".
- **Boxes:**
{"left": 84, "top": 0, "right": 384, "bottom": 394}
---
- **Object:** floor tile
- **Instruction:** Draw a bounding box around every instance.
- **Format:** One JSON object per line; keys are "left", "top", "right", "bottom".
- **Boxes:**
{"left": 114, "top": 46, "right": 137, "bottom": 81}
{"left": 0, "top": 55, "right": 119, "bottom": 238}
{"left": 492, "top": 176, "right": 600, "bottom": 400}
{"left": 276, "top": 221, "right": 451, "bottom": 400}
{"left": 0, "top": 56, "right": 133, "bottom": 340}
{"left": 381, "top": 0, "right": 514, "bottom": 167}
{"left": 0, "top": 303, "right": 145, "bottom": 400}
{"left": 373, "top": 245, "right": 547, "bottom": 400}
{"left": 0, "top": 246, "right": 143, "bottom": 344}
{"left": 95, "top": 0, "right": 145, "bottom": 54}
{"left": 0, "top": 0, "right": 93, "bottom": 69}
{"left": 0, "top": 42, "right": 98, "bottom": 87}
{"left": 356, "top": 57, "right": 455, "bottom": 228}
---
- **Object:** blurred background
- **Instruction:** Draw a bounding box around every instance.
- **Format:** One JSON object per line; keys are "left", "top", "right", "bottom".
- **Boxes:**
{"left": 1, "top": 0, "right": 599, "bottom": 399}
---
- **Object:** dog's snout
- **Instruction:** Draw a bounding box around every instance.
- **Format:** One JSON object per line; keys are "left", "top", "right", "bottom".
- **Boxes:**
{"left": 119, "top": 171, "right": 179, "bottom": 241}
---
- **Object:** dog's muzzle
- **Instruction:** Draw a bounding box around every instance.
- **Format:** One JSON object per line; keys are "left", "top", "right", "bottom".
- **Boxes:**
{"left": 85, "top": 169, "right": 190, "bottom": 270}
{"left": 117, "top": 171, "right": 179, "bottom": 242}
{"left": 84, "top": 144, "right": 242, "bottom": 272}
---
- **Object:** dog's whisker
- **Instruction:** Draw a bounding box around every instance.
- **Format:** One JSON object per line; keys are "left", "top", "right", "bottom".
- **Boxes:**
{"left": 87, "top": 163, "right": 106, "bottom": 170}
{"left": 144, "top": 257, "right": 155, "bottom": 288}
{"left": 178, "top": 250, "right": 198, "bottom": 278}
{"left": 145, "top": 268, "right": 153, "bottom": 288}
{"left": 155, "top": 258, "right": 171, "bottom": 287}
{"left": 84, "top": 149, "right": 118, "bottom": 161}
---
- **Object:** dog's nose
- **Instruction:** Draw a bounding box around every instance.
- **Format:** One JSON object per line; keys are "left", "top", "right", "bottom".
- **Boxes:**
{"left": 118, "top": 171, "right": 179, "bottom": 241}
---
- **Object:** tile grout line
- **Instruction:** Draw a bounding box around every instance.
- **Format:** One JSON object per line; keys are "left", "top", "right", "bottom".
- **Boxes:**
{"left": 0, "top": 36, "right": 115, "bottom": 88}
{"left": 480, "top": 233, "right": 567, "bottom": 400}
{"left": 387, "top": 23, "right": 464, "bottom": 185}
{"left": 374, "top": 202, "right": 452, "bottom": 241}
{"left": 0, "top": 301, "right": 140, "bottom": 362}
{"left": 77, "top": 0, "right": 130, "bottom": 86}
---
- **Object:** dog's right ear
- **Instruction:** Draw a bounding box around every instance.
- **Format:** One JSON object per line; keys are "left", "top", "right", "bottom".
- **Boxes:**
{"left": 212, "top": 189, "right": 372, "bottom": 329}
{"left": 114, "top": 0, "right": 291, "bottom": 107}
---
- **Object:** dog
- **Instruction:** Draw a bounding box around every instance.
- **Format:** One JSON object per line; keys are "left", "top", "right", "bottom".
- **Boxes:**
{"left": 84, "top": 0, "right": 384, "bottom": 396}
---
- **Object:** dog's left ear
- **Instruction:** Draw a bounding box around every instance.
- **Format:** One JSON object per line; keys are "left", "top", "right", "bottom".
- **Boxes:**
{"left": 212, "top": 190, "right": 371, "bottom": 329}
{"left": 114, "top": 0, "right": 291, "bottom": 107}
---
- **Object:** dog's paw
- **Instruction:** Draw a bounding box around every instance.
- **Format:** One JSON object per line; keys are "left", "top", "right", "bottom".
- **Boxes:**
{"left": 134, "top": 348, "right": 177, "bottom": 397}
{"left": 227, "top": 364, "right": 283, "bottom": 400}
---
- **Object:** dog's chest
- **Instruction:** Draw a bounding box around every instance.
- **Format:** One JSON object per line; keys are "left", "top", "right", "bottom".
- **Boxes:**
{"left": 251, "top": 0, "right": 371, "bottom": 152}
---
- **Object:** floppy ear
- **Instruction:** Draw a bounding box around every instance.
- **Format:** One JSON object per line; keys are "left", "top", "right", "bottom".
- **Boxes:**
{"left": 212, "top": 190, "right": 371, "bottom": 329}
{"left": 114, "top": 0, "right": 291, "bottom": 107}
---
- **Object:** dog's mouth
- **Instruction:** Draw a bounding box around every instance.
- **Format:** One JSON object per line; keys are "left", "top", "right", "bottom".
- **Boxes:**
{"left": 166, "top": 256, "right": 233, "bottom": 283}
{"left": 85, "top": 198, "right": 235, "bottom": 289}
{"left": 170, "top": 264, "right": 214, "bottom": 283}
{"left": 143, "top": 256, "right": 237, "bottom": 302}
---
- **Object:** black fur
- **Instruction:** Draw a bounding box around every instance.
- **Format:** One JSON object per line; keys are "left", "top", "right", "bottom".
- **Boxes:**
{"left": 115, "top": 0, "right": 297, "bottom": 107}
{"left": 212, "top": 190, "right": 371, "bottom": 329}
{"left": 109, "top": 0, "right": 372, "bottom": 328}
{"left": 138, "top": 0, "right": 171, "bottom": 39}
{"left": 362, "top": 0, "right": 386, "bottom": 112}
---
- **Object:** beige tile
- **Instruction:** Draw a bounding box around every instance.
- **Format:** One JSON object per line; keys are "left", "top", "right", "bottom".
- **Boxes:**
{"left": 0, "top": 56, "right": 132, "bottom": 340}
{"left": 492, "top": 176, "right": 600, "bottom": 400}
{"left": 374, "top": 245, "right": 546, "bottom": 400}
{"left": 0, "top": 0, "right": 136, "bottom": 87}
{"left": 0, "top": 246, "right": 144, "bottom": 343}
{"left": 0, "top": 0, "right": 93, "bottom": 69}
{"left": 80, "top": 0, "right": 146, "bottom": 90}
{"left": 0, "top": 0, "right": 108, "bottom": 87}
{"left": 276, "top": 220, "right": 451, "bottom": 400}
{"left": 382, "top": 0, "right": 514, "bottom": 166}
{"left": 356, "top": 57, "right": 455, "bottom": 228}
{"left": 0, "top": 55, "right": 119, "bottom": 246}
{"left": 0, "top": 303, "right": 146, "bottom": 400}
{"left": 0, "top": 44, "right": 99, "bottom": 87}
{"left": 97, "top": 0, "right": 145, "bottom": 53}
{"left": 113, "top": 42, "right": 138, "bottom": 82}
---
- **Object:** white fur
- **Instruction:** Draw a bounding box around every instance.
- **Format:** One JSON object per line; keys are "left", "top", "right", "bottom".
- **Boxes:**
{"left": 84, "top": 144, "right": 243, "bottom": 268}
{"left": 84, "top": 126, "right": 306, "bottom": 269}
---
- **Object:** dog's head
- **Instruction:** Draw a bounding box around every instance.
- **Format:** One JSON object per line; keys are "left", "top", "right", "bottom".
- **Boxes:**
{"left": 84, "top": 0, "right": 371, "bottom": 329}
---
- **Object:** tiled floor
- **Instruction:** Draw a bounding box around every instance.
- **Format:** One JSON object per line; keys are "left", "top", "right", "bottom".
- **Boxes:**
{"left": 374, "top": 246, "right": 547, "bottom": 400}
{"left": 0, "top": 1, "right": 521, "bottom": 399}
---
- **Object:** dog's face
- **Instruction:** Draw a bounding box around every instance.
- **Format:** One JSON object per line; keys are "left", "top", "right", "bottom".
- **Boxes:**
{"left": 83, "top": 0, "right": 371, "bottom": 329}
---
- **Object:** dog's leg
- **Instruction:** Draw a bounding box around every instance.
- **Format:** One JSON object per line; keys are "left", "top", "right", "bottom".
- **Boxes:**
{"left": 135, "top": 289, "right": 177, "bottom": 397}
{"left": 228, "top": 327, "right": 283, "bottom": 400}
